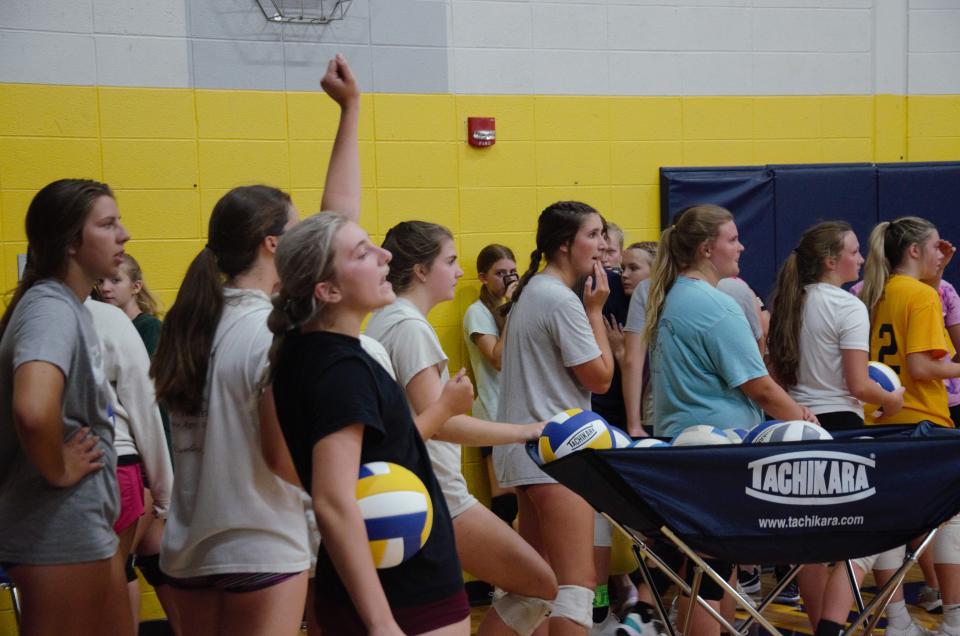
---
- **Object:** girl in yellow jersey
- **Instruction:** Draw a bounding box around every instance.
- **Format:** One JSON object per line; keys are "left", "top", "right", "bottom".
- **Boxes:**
{"left": 859, "top": 216, "right": 960, "bottom": 636}
{"left": 859, "top": 216, "right": 960, "bottom": 426}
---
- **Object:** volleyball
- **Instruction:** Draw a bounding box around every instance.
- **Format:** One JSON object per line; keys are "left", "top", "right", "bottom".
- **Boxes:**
{"left": 537, "top": 409, "right": 628, "bottom": 463}
{"left": 670, "top": 425, "right": 733, "bottom": 447}
{"left": 868, "top": 361, "right": 902, "bottom": 392}
{"left": 356, "top": 462, "right": 432, "bottom": 569}
{"left": 742, "top": 420, "right": 784, "bottom": 444}
{"left": 724, "top": 428, "right": 749, "bottom": 443}
{"left": 751, "top": 420, "right": 833, "bottom": 444}
{"left": 628, "top": 437, "right": 669, "bottom": 449}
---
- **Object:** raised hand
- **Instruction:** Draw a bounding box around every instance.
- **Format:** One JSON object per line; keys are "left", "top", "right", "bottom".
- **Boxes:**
{"left": 320, "top": 53, "right": 359, "bottom": 108}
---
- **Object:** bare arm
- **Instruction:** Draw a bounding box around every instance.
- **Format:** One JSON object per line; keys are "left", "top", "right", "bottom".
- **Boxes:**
{"left": 622, "top": 331, "right": 648, "bottom": 437}
{"left": 259, "top": 386, "right": 302, "bottom": 488}
{"left": 405, "top": 365, "right": 542, "bottom": 444}
{"left": 13, "top": 361, "right": 104, "bottom": 487}
{"left": 319, "top": 54, "right": 361, "bottom": 223}
{"left": 841, "top": 349, "right": 904, "bottom": 417}
{"left": 310, "top": 424, "right": 402, "bottom": 635}
{"left": 906, "top": 350, "right": 960, "bottom": 381}
{"left": 472, "top": 331, "right": 505, "bottom": 372}
{"left": 571, "top": 262, "right": 615, "bottom": 393}
{"left": 738, "top": 374, "right": 816, "bottom": 423}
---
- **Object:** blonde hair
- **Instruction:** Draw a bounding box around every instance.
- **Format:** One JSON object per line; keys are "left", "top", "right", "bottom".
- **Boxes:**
{"left": 643, "top": 204, "right": 734, "bottom": 347}
{"left": 859, "top": 216, "right": 937, "bottom": 319}
{"left": 267, "top": 212, "right": 349, "bottom": 377}
{"left": 120, "top": 254, "right": 161, "bottom": 317}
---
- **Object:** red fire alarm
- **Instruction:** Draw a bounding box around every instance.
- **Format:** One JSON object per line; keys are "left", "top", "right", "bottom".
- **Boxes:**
{"left": 467, "top": 117, "right": 496, "bottom": 147}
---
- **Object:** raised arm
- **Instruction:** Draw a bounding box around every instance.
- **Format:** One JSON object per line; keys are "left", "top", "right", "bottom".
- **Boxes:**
{"left": 571, "top": 262, "right": 615, "bottom": 393}
{"left": 320, "top": 54, "right": 361, "bottom": 223}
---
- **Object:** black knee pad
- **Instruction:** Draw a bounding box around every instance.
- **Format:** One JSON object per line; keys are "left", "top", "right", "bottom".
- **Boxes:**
{"left": 490, "top": 494, "right": 518, "bottom": 525}
{"left": 124, "top": 554, "right": 137, "bottom": 583}
{"left": 630, "top": 540, "right": 684, "bottom": 596}
{"left": 136, "top": 553, "right": 165, "bottom": 587}
{"left": 683, "top": 558, "right": 733, "bottom": 601}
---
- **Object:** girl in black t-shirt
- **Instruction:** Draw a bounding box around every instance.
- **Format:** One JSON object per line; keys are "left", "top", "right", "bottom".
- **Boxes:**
{"left": 268, "top": 213, "right": 475, "bottom": 635}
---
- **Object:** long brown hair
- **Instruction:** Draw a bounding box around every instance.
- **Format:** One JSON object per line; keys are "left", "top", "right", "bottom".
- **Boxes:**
{"left": 152, "top": 185, "right": 291, "bottom": 415}
{"left": 476, "top": 243, "right": 515, "bottom": 332}
{"left": 504, "top": 201, "right": 600, "bottom": 315}
{"left": 767, "top": 221, "right": 851, "bottom": 387}
{"left": 1, "top": 179, "right": 114, "bottom": 338}
{"left": 121, "top": 254, "right": 161, "bottom": 317}
{"left": 643, "top": 204, "right": 733, "bottom": 347}
{"left": 859, "top": 216, "right": 937, "bottom": 320}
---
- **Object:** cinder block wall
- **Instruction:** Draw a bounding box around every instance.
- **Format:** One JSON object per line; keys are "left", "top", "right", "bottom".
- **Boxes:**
{"left": 1, "top": 0, "right": 958, "bottom": 616}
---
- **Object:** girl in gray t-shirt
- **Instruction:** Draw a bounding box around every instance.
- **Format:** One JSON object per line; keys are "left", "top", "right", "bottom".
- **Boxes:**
{"left": 495, "top": 201, "right": 615, "bottom": 633}
{"left": 0, "top": 178, "right": 134, "bottom": 635}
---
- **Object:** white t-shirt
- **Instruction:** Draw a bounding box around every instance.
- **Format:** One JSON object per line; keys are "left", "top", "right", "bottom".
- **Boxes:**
{"left": 161, "top": 288, "right": 311, "bottom": 577}
{"left": 494, "top": 274, "right": 601, "bottom": 487}
{"left": 85, "top": 298, "right": 173, "bottom": 518}
{"left": 365, "top": 297, "right": 477, "bottom": 518}
{"left": 789, "top": 283, "right": 870, "bottom": 416}
{"left": 462, "top": 299, "right": 500, "bottom": 421}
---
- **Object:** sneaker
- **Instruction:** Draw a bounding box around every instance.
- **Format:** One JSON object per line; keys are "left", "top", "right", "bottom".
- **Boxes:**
{"left": 591, "top": 614, "right": 622, "bottom": 636}
{"left": 916, "top": 585, "right": 943, "bottom": 614}
{"left": 774, "top": 580, "right": 800, "bottom": 605}
{"left": 735, "top": 582, "right": 759, "bottom": 609}
{"left": 886, "top": 621, "right": 934, "bottom": 636}
{"left": 618, "top": 612, "right": 669, "bottom": 636}
{"left": 738, "top": 568, "right": 761, "bottom": 596}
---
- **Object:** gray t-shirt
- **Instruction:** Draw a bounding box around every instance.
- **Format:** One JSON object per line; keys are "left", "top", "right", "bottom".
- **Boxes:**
{"left": 0, "top": 280, "right": 119, "bottom": 564}
{"left": 624, "top": 278, "right": 651, "bottom": 334}
{"left": 625, "top": 278, "right": 761, "bottom": 340}
{"left": 494, "top": 274, "right": 601, "bottom": 487}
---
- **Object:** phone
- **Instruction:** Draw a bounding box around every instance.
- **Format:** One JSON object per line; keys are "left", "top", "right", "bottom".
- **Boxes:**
{"left": 502, "top": 272, "right": 519, "bottom": 287}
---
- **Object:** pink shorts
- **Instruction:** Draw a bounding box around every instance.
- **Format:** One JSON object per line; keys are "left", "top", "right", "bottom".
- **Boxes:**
{"left": 113, "top": 460, "right": 145, "bottom": 534}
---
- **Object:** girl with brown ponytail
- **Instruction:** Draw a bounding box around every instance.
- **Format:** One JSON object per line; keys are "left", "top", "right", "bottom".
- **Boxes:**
{"left": 494, "top": 201, "right": 615, "bottom": 635}
{"left": 768, "top": 221, "right": 904, "bottom": 431}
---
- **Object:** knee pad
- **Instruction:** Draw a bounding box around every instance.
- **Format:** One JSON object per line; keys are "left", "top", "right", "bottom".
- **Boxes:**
{"left": 136, "top": 553, "right": 166, "bottom": 587}
{"left": 492, "top": 589, "right": 552, "bottom": 636}
{"left": 683, "top": 559, "right": 732, "bottom": 601}
{"left": 935, "top": 514, "right": 960, "bottom": 565}
{"left": 124, "top": 554, "right": 137, "bottom": 583}
{"left": 551, "top": 584, "right": 594, "bottom": 628}
{"left": 491, "top": 494, "right": 518, "bottom": 525}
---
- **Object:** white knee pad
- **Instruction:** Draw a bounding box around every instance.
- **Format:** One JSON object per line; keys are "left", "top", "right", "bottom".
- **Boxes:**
{"left": 492, "top": 589, "right": 552, "bottom": 636}
{"left": 851, "top": 545, "right": 905, "bottom": 573}
{"left": 551, "top": 584, "right": 594, "bottom": 629}
{"left": 594, "top": 512, "right": 613, "bottom": 548}
{"left": 934, "top": 514, "right": 960, "bottom": 564}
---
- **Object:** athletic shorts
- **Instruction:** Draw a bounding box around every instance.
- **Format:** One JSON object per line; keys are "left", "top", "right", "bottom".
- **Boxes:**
{"left": 315, "top": 588, "right": 470, "bottom": 635}
{"left": 113, "top": 459, "right": 145, "bottom": 534}
{"left": 851, "top": 545, "right": 905, "bottom": 572}
{"left": 165, "top": 571, "right": 301, "bottom": 594}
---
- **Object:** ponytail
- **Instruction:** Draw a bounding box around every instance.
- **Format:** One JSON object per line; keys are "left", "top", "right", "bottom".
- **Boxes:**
{"left": 768, "top": 221, "right": 850, "bottom": 387}
{"left": 501, "top": 248, "right": 542, "bottom": 317}
{"left": 859, "top": 216, "right": 936, "bottom": 320}
{"left": 151, "top": 248, "right": 224, "bottom": 414}
{"left": 151, "top": 185, "right": 292, "bottom": 415}
{"left": 643, "top": 204, "right": 733, "bottom": 348}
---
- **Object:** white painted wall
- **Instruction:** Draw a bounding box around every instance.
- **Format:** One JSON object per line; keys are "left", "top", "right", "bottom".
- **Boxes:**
{"left": 0, "top": 0, "right": 957, "bottom": 94}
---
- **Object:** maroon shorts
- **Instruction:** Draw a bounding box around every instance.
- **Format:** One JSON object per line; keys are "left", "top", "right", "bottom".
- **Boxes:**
{"left": 165, "top": 571, "right": 302, "bottom": 594}
{"left": 113, "top": 461, "right": 145, "bottom": 534}
{"left": 315, "top": 589, "right": 470, "bottom": 635}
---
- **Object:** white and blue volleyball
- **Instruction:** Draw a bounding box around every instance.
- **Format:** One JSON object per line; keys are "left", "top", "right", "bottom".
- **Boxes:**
{"left": 356, "top": 462, "right": 432, "bottom": 569}
{"left": 868, "top": 361, "right": 902, "bottom": 392}
{"left": 751, "top": 420, "right": 832, "bottom": 444}
{"left": 742, "top": 420, "right": 784, "bottom": 444}
{"left": 724, "top": 428, "right": 749, "bottom": 443}
{"left": 537, "top": 409, "right": 629, "bottom": 463}
{"left": 629, "top": 437, "right": 669, "bottom": 449}
{"left": 670, "top": 425, "right": 732, "bottom": 447}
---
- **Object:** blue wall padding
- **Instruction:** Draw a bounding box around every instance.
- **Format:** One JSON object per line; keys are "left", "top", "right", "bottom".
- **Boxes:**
{"left": 878, "top": 162, "right": 960, "bottom": 285}
{"left": 660, "top": 162, "right": 960, "bottom": 301}
{"left": 659, "top": 166, "right": 776, "bottom": 299}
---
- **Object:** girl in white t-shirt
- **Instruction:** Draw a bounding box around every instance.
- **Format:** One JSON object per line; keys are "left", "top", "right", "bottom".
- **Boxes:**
{"left": 767, "top": 221, "right": 905, "bottom": 632}
{"left": 151, "top": 55, "right": 360, "bottom": 636}
{"left": 366, "top": 222, "right": 556, "bottom": 636}
{"left": 462, "top": 244, "right": 519, "bottom": 526}
{"left": 496, "top": 201, "right": 616, "bottom": 635}
{"left": 0, "top": 179, "right": 133, "bottom": 636}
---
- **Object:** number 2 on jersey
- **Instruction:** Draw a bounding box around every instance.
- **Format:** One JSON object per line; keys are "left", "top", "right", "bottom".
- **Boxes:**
{"left": 877, "top": 323, "right": 901, "bottom": 375}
